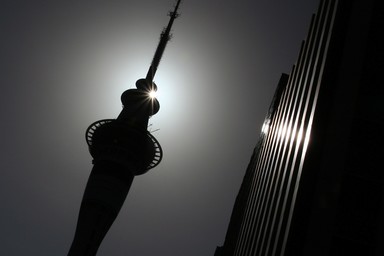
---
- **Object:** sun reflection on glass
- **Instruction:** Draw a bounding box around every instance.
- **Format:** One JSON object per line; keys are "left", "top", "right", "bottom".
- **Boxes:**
{"left": 262, "top": 121, "right": 270, "bottom": 134}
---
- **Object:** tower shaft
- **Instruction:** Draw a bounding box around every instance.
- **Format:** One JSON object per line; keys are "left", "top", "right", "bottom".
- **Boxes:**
{"left": 68, "top": 162, "right": 134, "bottom": 256}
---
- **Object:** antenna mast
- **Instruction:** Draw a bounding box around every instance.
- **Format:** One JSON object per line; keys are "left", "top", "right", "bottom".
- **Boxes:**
{"left": 146, "top": 0, "right": 182, "bottom": 83}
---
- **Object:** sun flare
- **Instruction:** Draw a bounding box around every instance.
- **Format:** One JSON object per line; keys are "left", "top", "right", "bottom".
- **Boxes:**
{"left": 149, "top": 90, "right": 157, "bottom": 99}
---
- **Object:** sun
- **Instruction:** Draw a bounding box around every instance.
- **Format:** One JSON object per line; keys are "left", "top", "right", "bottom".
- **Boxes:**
{"left": 148, "top": 89, "right": 157, "bottom": 99}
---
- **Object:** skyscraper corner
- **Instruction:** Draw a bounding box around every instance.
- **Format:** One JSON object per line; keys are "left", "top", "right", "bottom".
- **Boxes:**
{"left": 216, "top": 0, "right": 384, "bottom": 255}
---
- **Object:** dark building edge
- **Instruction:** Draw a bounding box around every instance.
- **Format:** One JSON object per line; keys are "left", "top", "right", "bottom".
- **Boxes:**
{"left": 214, "top": 74, "right": 289, "bottom": 256}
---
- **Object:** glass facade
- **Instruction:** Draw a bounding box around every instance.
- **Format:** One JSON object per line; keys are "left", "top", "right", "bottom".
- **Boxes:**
{"left": 216, "top": 0, "right": 384, "bottom": 255}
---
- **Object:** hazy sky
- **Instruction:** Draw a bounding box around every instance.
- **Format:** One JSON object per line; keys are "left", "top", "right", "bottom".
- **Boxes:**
{"left": 0, "top": 0, "right": 318, "bottom": 255}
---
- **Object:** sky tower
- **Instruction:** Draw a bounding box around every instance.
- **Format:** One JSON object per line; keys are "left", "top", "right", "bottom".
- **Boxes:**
{"left": 68, "top": 1, "right": 182, "bottom": 255}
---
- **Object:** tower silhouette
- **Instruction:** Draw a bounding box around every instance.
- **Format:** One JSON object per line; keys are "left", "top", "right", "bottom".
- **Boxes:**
{"left": 68, "top": 1, "right": 182, "bottom": 255}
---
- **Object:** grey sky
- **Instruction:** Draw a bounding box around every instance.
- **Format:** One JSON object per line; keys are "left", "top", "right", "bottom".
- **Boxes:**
{"left": 0, "top": 0, "right": 318, "bottom": 255}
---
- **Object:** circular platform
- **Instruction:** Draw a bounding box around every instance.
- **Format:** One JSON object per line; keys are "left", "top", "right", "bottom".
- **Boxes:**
{"left": 86, "top": 119, "right": 163, "bottom": 171}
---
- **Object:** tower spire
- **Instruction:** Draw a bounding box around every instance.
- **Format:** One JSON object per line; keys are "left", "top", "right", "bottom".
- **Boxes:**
{"left": 145, "top": 0, "right": 182, "bottom": 83}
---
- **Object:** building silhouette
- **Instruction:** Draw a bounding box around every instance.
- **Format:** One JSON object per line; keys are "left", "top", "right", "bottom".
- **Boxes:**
{"left": 215, "top": 0, "right": 384, "bottom": 255}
